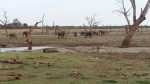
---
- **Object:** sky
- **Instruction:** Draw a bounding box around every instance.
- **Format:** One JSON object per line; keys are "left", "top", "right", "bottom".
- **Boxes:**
{"left": 0, "top": 0, "right": 150, "bottom": 26}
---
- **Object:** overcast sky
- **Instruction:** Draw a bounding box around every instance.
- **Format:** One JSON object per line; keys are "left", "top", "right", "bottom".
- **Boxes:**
{"left": 0, "top": 0, "right": 150, "bottom": 26}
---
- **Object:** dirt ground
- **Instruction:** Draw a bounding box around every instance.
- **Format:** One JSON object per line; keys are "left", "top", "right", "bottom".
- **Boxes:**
{"left": 1, "top": 28, "right": 150, "bottom": 53}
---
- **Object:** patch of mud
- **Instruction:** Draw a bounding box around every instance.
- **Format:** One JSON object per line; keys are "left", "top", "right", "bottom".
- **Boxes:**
{"left": 65, "top": 46, "right": 150, "bottom": 53}
{"left": 1, "top": 45, "right": 150, "bottom": 53}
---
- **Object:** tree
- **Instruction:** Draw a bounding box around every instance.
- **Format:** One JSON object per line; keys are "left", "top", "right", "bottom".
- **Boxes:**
{"left": 84, "top": 14, "right": 101, "bottom": 36}
{"left": 115, "top": 0, "right": 150, "bottom": 48}
{"left": 12, "top": 18, "right": 21, "bottom": 27}
{"left": 23, "top": 23, "right": 28, "bottom": 28}
{"left": 113, "top": 0, "right": 132, "bottom": 34}
{"left": 25, "top": 16, "right": 43, "bottom": 50}
{"left": 41, "top": 13, "right": 45, "bottom": 34}
{"left": 85, "top": 13, "right": 100, "bottom": 28}
{"left": 0, "top": 9, "right": 9, "bottom": 37}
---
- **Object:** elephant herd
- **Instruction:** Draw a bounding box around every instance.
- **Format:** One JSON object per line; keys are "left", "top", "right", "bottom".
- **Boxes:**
{"left": 7, "top": 30, "right": 109, "bottom": 39}
{"left": 55, "top": 30, "right": 109, "bottom": 39}
{"left": 78, "top": 30, "right": 109, "bottom": 38}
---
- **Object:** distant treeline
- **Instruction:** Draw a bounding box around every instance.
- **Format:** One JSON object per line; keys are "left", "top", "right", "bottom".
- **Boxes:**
{"left": 46, "top": 25, "right": 150, "bottom": 29}
{"left": 0, "top": 24, "right": 150, "bottom": 29}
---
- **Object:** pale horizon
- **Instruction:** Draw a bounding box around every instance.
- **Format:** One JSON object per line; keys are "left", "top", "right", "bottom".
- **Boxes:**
{"left": 0, "top": 0, "right": 150, "bottom": 26}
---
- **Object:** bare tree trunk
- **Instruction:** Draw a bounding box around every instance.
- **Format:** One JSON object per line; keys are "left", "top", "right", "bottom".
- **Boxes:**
{"left": 0, "top": 9, "right": 9, "bottom": 37}
{"left": 42, "top": 27, "right": 44, "bottom": 34}
{"left": 121, "top": 0, "right": 150, "bottom": 47}
{"left": 46, "top": 28, "right": 48, "bottom": 35}
{"left": 125, "top": 25, "right": 130, "bottom": 34}
{"left": 4, "top": 26, "right": 8, "bottom": 37}
{"left": 26, "top": 38, "right": 32, "bottom": 50}
{"left": 26, "top": 21, "right": 42, "bottom": 50}
{"left": 41, "top": 13, "right": 45, "bottom": 35}
{"left": 55, "top": 28, "right": 57, "bottom": 36}
{"left": 122, "top": 23, "right": 139, "bottom": 47}
{"left": 125, "top": 27, "right": 128, "bottom": 34}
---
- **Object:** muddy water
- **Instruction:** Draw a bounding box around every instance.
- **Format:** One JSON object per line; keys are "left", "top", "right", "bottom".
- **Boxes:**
{"left": 0, "top": 46, "right": 52, "bottom": 52}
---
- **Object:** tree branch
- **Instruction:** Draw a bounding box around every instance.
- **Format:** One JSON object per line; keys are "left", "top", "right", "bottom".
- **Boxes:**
{"left": 0, "top": 20, "right": 5, "bottom": 25}
{"left": 85, "top": 13, "right": 99, "bottom": 27}
{"left": 137, "top": 0, "right": 150, "bottom": 24}
{"left": 114, "top": 0, "right": 131, "bottom": 26}
{"left": 130, "top": 0, "right": 136, "bottom": 22}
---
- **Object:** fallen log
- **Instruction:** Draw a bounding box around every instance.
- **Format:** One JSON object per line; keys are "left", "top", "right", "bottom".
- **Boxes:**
{"left": 0, "top": 59, "right": 27, "bottom": 65}
{"left": 0, "top": 74, "right": 21, "bottom": 81}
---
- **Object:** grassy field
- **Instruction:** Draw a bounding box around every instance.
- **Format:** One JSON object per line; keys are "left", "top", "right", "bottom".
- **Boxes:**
{"left": 0, "top": 28, "right": 150, "bottom": 84}
{"left": 0, "top": 52, "right": 150, "bottom": 84}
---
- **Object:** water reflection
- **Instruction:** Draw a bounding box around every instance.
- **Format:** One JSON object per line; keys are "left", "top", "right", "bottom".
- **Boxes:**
{"left": 0, "top": 46, "right": 51, "bottom": 52}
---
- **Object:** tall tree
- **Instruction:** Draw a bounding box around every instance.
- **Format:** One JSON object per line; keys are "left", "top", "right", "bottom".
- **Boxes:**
{"left": 0, "top": 9, "right": 8, "bottom": 37}
{"left": 115, "top": 0, "right": 150, "bottom": 47}
{"left": 113, "top": 0, "right": 132, "bottom": 34}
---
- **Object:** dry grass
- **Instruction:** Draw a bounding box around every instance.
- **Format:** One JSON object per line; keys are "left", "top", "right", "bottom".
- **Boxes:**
{"left": 0, "top": 28, "right": 150, "bottom": 47}
{"left": 0, "top": 28, "right": 150, "bottom": 84}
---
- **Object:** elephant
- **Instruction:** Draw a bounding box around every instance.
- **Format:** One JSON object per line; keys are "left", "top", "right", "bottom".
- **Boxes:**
{"left": 85, "top": 32, "right": 92, "bottom": 38}
{"left": 80, "top": 31, "right": 85, "bottom": 36}
{"left": 99, "top": 30, "right": 107, "bottom": 36}
{"left": 56, "top": 31, "right": 66, "bottom": 39}
{"left": 92, "top": 31, "right": 99, "bottom": 35}
{"left": 74, "top": 32, "right": 77, "bottom": 37}
{"left": 9, "top": 33, "right": 17, "bottom": 39}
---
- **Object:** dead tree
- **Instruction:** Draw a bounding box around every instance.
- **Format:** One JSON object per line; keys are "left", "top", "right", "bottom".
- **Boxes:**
{"left": 115, "top": 0, "right": 150, "bottom": 47}
{"left": 113, "top": 0, "right": 132, "bottom": 34}
{"left": 41, "top": 13, "right": 45, "bottom": 34}
{"left": 26, "top": 21, "right": 42, "bottom": 50}
{"left": 85, "top": 14, "right": 100, "bottom": 32}
{"left": 53, "top": 21, "right": 57, "bottom": 36}
{"left": 0, "top": 9, "right": 8, "bottom": 37}
{"left": 55, "top": 25, "right": 59, "bottom": 36}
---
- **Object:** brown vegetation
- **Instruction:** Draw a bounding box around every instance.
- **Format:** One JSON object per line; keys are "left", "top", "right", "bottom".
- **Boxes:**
{"left": 0, "top": 28, "right": 150, "bottom": 48}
